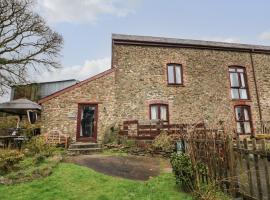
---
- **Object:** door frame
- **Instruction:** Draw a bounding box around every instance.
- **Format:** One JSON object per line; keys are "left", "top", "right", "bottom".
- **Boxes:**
{"left": 76, "top": 103, "right": 98, "bottom": 142}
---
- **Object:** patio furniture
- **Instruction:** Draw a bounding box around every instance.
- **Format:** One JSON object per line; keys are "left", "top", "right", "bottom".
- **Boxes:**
{"left": 43, "top": 130, "right": 70, "bottom": 148}
{"left": 0, "top": 135, "right": 28, "bottom": 149}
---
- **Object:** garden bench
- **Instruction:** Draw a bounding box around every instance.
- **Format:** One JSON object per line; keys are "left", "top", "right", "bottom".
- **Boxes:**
{"left": 43, "top": 130, "right": 70, "bottom": 148}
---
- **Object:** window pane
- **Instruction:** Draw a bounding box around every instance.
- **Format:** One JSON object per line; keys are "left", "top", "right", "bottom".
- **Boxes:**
{"left": 240, "top": 73, "right": 246, "bottom": 87}
{"left": 160, "top": 106, "right": 167, "bottom": 121}
{"left": 236, "top": 122, "right": 242, "bottom": 133}
{"left": 239, "top": 89, "right": 248, "bottom": 99}
{"left": 243, "top": 108, "right": 249, "bottom": 120}
{"left": 230, "top": 73, "right": 239, "bottom": 87}
{"left": 231, "top": 89, "right": 239, "bottom": 99}
{"left": 175, "top": 66, "right": 182, "bottom": 84}
{"left": 151, "top": 105, "right": 158, "bottom": 120}
{"left": 244, "top": 122, "right": 251, "bottom": 134}
{"left": 229, "top": 68, "right": 236, "bottom": 72}
{"left": 235, "top": 107, "right": 242, "bottom": 120}
{"left": 168, "top": 65, "right": 174, "bottom": 83}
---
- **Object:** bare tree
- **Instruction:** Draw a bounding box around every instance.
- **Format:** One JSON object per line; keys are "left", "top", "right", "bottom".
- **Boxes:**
{"left": 0, "top": 0, "right": 63, "bottom": 96}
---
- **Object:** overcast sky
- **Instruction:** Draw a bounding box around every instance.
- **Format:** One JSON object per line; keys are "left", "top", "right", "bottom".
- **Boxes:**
{"left": 1, "top": 0, "right": 270, "bottom": 102}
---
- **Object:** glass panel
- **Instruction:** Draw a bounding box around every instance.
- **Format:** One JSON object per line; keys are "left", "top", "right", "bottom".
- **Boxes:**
{"left": 231, "top": 89, "right": 239, "bottom": 99}
{"left": 244, "top": 122, "right": 251, "bottom": 134}
{"left": 151, "top": 105, "right": 158, "bottom": 120}
{"left": 236, "top": 122, "right": 242, "bottom": 133}
{"left": 168, "top": 65, "right": 174, "bottom": 83}
{"left": 229, "top": 68, "right": 236, "bottom": 72}
{"left": 230, "top": 73, "right": 239, "bottom": 87}
{"left": 175, "top": 66, "right": 182, "bottom": 84}
{"left": 237, "top": 68, "right": 244, "bottom": 73}
{"left": 244, "top": 108, "right": 249, "bottom": 120}
{"left": 160, "top": 106, "right": 167, "bottom": 121}
{"left": 239, "top": 89, "right": 248, "bottom": 99}
{"left": 240, "top": 73, "right": 246, "bottom": 87}
{"left": 80, "top": 105, "right": 95, "bottom": 137}
{"left": 235, "top": 107, "right": 242, "bottom": 120}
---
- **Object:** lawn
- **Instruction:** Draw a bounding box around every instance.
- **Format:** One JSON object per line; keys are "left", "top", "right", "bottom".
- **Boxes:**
{"left": 0, "top": 163, "right": 192, "bottom": 200}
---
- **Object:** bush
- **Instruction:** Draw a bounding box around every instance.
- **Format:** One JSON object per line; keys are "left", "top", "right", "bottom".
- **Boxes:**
{"left": 24, "top": 136, "right": 57, "bottom": 157}
{"left": 152, "top": 131, "right": 174, "bottom": 152}
{"left": 0, "top": 149, "right": 24, "bottom": 174}
{"left": 103, "top": 125, "right": 119, "bottom": 144}
{"left": 193, "top": 183, "right": 231, "bottom": 200}
{"left": 170, "top": 152, "right": 195, "bottom": 192}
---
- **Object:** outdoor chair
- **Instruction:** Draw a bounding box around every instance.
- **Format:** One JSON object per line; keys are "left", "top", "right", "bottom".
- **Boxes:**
{"left": 43, "top": 129, "right": 70, "bottom": 148}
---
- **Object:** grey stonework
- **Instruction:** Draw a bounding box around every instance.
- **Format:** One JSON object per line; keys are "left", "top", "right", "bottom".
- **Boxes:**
{"left": 40, "top": 34, "right": 270, "bottom": 142}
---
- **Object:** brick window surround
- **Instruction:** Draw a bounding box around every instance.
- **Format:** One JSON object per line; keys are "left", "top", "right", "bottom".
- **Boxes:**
{"left": 229, "top": 66, "right": 249, "bottom": 100}
{"left": 167, "top": 63, "right": 183, "bottom": 85}
{"left": 234, "top": 105, "right": 252, "bottom": 135}
{"left": 149, "top": 104, "right": 169, "bottom": 123}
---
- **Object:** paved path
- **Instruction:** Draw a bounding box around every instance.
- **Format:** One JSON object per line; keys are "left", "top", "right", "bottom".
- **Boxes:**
{"left": 66, "top": 154, "right": 170, "bottom": 181}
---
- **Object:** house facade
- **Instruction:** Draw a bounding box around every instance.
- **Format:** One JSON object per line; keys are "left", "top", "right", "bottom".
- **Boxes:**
{"left": 38, "top": 34, "right": 270, "bottom": 142}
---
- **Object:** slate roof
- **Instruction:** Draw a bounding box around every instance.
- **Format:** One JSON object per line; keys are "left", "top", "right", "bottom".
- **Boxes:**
{"left": 112, "top": 33, "right": 270, "bottom": 53}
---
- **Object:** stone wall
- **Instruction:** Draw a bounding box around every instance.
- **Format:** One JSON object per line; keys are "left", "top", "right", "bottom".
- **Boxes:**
{"left": 40, "top": 70, "right": 115, "bottom": 142}
{"left": 253, "top": 54, "right": 270, "bottom": 124}
{"left": 112, "top": 44, "right": 264, "bottom": 133}
{"left": 40, "top": 42, "right": 270, "bottom": 142}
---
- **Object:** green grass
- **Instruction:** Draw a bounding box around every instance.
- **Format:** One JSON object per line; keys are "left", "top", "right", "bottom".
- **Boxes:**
{"left": 0, "top": 163, "right": 192, "bottom": 200}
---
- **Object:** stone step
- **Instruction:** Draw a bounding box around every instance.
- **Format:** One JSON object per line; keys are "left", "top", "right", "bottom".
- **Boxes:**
{"left": 68, "top": 147, "right": 102, "bottom": 155}
{"left": 69, "top": 143, "right": 101, "bottom": 149}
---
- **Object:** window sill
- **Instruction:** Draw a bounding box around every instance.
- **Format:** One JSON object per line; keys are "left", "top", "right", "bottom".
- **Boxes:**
{"left": 167, "top": 84, "right": 185, "bottom": 87}
{"left": 231, "top": 99, "right": 252, "bottom": 102}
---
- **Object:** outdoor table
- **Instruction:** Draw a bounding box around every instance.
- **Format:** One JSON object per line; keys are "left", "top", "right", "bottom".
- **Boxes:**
{"left": 0, "top": 135, "right": 28, "bottom": 149}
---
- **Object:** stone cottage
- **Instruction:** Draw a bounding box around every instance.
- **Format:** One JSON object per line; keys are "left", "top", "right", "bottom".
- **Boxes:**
{"left": 38, "top": 34, "right": 270, "bottom": 143}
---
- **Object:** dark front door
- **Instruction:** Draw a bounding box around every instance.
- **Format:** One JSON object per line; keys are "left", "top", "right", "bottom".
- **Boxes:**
{"left": 77, "top": 104, "right": 98, "bottom": 142}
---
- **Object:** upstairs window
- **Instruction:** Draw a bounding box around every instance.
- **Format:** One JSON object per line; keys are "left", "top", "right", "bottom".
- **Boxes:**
{"left": 229, "top": 67, "right": 249, "bottom": 100}
{"left": 167, "top": 64, "right": 183, "bottom": 85}
{"left": 150, "top": 104, "right": 169, "bottom": 122}
{"left": 235, "top": 105, "right": 252, "bottom": 135}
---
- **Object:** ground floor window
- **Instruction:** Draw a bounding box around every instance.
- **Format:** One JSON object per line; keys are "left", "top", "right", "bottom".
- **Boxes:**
{"left": 235, "top": 105, "right": 252, "bottom": 134}
{"left": 150, "top": 104, "right": 169, "bottom": 123}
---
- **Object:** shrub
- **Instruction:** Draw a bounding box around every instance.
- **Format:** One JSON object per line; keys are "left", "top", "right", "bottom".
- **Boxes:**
{"left": 103, "top": 125, "right": 119, "bottom": 144}
{"left": 24, "top": 136, "right": 57, "bottom": 157}
{"left": 152, "top": 131, "right": 174, "bottom": 152}
{"left": 170, "top": 152, "right": 195, "bottom": 192}
{"left": 0, "top": 116, "right": 17, "bottom": 130}
{"left": 0, "top": 149, "right": 24, "bottom": 174}
{"left": 193, "top": 183, "right": 231, "bottom": 200}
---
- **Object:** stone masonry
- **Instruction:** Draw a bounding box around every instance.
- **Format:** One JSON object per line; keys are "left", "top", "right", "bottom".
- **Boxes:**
{"left": 39, "top": 34, "right": 270, "bottom": 142}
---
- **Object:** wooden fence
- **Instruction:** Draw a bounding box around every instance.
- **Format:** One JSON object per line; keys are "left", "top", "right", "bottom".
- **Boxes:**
{"left": 183, "top": 131, "right": 270, "bottom": 200}
{"left": 118, "top": 120, "right": 270, "bottom": 199}
{"left": 118, "top": 120, "right": 207, "bottom": 140}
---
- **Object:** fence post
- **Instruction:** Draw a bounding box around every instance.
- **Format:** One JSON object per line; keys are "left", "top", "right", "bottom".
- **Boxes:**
{"left": 252, "top": 139, "right": 263, "bottom": 200}
{"left": 227, "top": 135, "right": 237, "bottom": 197}
{"left": 261, "top": 139, "right": 270, "bottom": 199}
{"left": 243, "top": 138, "right": 254, "bottom": 197}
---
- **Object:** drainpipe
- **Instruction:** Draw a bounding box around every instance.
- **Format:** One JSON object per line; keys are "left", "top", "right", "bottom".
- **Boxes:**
{"left": 249, "top": 50, "right": 263, "bottom": 132}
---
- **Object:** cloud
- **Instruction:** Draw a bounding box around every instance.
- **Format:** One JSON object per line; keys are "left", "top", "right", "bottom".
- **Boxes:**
{"left": 202, "top": 37, "right": 240, "bottom": 43}
{"left": 34, "top": 57, "right": 111, "bottom": 82}
{"left": 37, "top": 0, "right": 140, "bottom": 24}
{"left": 258, "top": 31, "right": 270, "bottom": 40}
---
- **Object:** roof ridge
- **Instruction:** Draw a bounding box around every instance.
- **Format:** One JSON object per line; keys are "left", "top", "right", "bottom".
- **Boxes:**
{"left": 112, "top": 33, "right": 270, "bottom": 53}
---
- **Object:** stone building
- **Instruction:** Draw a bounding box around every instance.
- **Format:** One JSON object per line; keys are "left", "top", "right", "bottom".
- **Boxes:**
{"left": 38, "top": 34, "right": 270, "bottom": 142}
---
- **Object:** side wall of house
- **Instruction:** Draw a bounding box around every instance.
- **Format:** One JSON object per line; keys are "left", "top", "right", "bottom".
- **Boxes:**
{"left": 253, "top": 54, "right": 270, "bottom": 125}
{"left": 112, "top": 44, "right": 264, "bottom": 133}
{"left": 40, "top": 71, "right": 115, "bottom": 142}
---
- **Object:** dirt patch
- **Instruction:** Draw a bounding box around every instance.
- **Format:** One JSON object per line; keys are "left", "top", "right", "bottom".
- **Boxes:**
{"left": 66, "top": 154, "right": 163, "bottom": 181}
